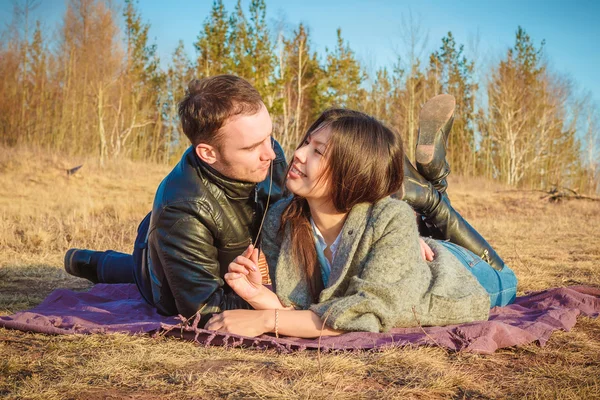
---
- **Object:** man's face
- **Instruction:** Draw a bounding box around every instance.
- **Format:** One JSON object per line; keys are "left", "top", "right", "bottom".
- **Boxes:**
{"left": 211, "top": 104, "right": 275, "bottom": 183}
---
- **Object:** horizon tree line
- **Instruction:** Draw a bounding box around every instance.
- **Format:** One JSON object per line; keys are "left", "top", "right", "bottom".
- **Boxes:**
{"left": 0, "top": 0, "right": 598, "bottom": 194}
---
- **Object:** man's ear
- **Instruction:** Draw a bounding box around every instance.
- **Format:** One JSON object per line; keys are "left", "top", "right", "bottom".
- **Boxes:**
{"left": 195, "top": 143, "right": 218, "bottom": 164}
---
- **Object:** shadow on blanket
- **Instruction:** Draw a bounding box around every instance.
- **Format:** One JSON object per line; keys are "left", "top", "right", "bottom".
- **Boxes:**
{"left": 1, "top": 284, "right": 599, "bottom": 354}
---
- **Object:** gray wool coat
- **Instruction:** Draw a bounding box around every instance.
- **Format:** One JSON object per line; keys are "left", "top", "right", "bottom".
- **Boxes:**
{"left": 262, "top": 196, "right": 490, "bottom": 332}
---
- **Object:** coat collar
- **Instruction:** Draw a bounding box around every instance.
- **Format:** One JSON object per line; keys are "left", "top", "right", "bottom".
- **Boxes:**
{"left": 320, "top": 202, "right": 372, "bottom": 299}
{"left": 186, "top": 147, "right": 257, "bottom": 200}
{"left": 273, "top": 201, "right": 374, "bottom": 308}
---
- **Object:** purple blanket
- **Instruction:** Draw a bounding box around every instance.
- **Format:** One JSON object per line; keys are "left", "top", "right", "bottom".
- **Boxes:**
{"left": 1, "top": 284, "right": 599, "bottom": 354}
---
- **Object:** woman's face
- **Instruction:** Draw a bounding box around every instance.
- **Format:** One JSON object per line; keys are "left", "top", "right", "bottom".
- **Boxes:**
{"left": 286, "top": 126, "right": 332, "bottom": 201}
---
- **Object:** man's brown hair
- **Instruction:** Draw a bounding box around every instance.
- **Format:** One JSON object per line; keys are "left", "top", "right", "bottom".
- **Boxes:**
{"left": 178, "top": 75, "right": 264, "bottom": 147}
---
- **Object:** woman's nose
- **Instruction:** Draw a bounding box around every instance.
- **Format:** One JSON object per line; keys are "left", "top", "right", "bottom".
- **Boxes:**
{"left": 294, "top": 146, "right": 307, "bottom": 163}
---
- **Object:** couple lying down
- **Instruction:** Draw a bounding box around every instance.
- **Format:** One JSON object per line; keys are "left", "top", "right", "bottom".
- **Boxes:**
{"left": 65, "top": 75, "right": 517, "bottom": 339}
{"left": 206, "top": 107, "right": 517, "bottom": 338}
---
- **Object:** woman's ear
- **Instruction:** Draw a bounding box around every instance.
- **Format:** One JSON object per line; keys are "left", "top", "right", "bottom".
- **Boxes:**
{"left": 195, "top": 143, "right": 217, "bottom": 164}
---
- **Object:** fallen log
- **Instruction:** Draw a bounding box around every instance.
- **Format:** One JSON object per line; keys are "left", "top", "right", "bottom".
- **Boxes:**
{"left": 499, "top": 186, "right": 600, "bottom": 202}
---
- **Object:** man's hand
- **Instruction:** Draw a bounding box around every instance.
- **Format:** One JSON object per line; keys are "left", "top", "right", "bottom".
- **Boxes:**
{"left": 419, "top": 237, "right": 434, "bottom": 261}
{"left": 224, "top": 245, "right": 263, "bottom": 301}
{"left": 205, "top": 309, "right": 270, "bottom": 337}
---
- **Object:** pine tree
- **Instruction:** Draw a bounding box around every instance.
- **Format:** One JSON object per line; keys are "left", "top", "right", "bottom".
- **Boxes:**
{"left": 122, "top": 0, "right": 164, "bottom": 161}
{"left": 324, "top": 28, "right": 366, "bottom": 109}
{"left": 247, "top": 0, "right": 276, "bottom": 107}
{"left": 194, "top": 0, "right": 230, "bottom": 78}
{"left": 227, "top": 0, "right": 252, "bottom": 78}
{"left": 430, "top": 32, "right": 478, "bottom": 175}
{"left": 165, "top": 40, "right": 194, "bottom": 161}
{"left": 480, "top": 26, "right": 580, "bottom": 187}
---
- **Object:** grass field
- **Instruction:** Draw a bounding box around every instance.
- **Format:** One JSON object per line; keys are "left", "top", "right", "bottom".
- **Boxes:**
{"left": 1, "top": 146, "right": 599, "bottom": 399}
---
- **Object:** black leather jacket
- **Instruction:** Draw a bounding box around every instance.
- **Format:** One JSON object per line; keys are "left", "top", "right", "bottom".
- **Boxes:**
{"left": 136, "top": 142, "right": 287, "bottom": 319}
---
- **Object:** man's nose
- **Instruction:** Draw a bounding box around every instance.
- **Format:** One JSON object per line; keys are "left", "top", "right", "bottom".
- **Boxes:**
{"left": 262, "top": 139, "right": 276, "bottom": 161}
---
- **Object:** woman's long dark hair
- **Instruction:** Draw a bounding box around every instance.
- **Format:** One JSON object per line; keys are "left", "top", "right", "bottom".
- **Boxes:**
{"left": 280, "top": 109, "right": 405, "bottom": 301}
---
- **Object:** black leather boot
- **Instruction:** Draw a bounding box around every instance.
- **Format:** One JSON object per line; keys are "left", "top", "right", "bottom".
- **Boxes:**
{"left": 396, "top": 157, "right": 506, "bottom": 271}
{"left": 64, "top": 248, "right": 101, "bottom": 283}
{"left": 393, "top": 157, "right": 439, "bottom": 237}
{"left": 416, "top": 94, "right": 455, "bottom": 194}
{"left": 395, "top": 157, "right": 442, "bottom": 218}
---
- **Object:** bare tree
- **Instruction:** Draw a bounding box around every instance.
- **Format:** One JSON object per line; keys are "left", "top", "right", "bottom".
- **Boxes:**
{"left": 393, "top": 11, "right": 429, "bottom": 160}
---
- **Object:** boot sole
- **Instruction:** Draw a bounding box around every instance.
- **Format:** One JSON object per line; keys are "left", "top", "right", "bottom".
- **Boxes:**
{"left": 63, "top": 248, "right": 99, "bottom": 283}
{"left": 416, "top": 94, "right": 456, "bottom": 164}
{"left": 64, "top": 248, "right": 78, "bottom": 275}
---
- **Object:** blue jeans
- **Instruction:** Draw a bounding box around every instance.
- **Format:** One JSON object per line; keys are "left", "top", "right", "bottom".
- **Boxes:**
{"left": 438, "top": 241, "right": 517, "bottom": 308}
{"left": 96, "top": 251, "right": 135, "bottom": 284}
{"left": 95, "top": 212, "right": 154, "bottom": 306}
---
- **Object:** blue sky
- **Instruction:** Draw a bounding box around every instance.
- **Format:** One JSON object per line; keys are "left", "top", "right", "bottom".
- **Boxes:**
{"left": 1, "top": 0, "right": 599, "bottom": 106}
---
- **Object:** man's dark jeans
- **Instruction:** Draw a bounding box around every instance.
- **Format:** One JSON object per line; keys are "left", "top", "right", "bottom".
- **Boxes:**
{"left": 95, "top": 212, "right": 153, "bottom": 306}
{"left": 96, "top": 251, "right": 135, "bottom": 283}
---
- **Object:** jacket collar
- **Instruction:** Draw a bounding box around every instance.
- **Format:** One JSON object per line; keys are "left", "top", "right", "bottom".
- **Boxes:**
{"left": 187, "top": 147, "right": 257, "bottom": 200}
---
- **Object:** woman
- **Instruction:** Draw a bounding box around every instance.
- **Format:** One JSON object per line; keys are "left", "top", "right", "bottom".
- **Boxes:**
{"left": 205, "top": 108, "right": 517, "bottom": 338}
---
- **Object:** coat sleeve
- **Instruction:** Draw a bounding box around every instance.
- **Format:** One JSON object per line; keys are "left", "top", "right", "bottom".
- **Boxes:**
{"left": 149, "top": 204, "right": 250, "bottom": 320}
{"left": 309, "top": 203, "right": 431, "bottom": 332}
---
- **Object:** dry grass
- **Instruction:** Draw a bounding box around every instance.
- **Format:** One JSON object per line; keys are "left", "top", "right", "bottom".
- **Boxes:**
{"left": 1, "top": 145, "right": 600, "bottom": 399}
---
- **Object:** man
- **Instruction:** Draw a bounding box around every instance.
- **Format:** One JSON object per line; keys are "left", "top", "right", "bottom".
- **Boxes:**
{"left": 65, "top": 75, "right": 287, "bottom": 323}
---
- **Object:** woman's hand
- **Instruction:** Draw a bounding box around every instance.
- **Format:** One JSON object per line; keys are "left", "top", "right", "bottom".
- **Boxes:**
{"left": 205, "top": 309, "right": 271, "bottom": 337}
{"left": 419, "top": 237, "right": 434, "bottom": 261}
{"left": 225, "top": 245, "right": 263, "bottom": 301}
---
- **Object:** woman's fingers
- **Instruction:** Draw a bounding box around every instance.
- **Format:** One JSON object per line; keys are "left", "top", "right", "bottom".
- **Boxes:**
{"left": 242, "top": 244, "right": 254, "bottom": 258}
{"left": 231, "top": 244, "right": 258, "bottom": 273}
{"left": 419, "top": 237, "right": 435, "bottom": 262}
{"left": 228, "top": 263, "right": 249, "bottom": 275}
{"left": 206, "top": 322, "right": 222, "bottom": 331}
{"left": 205, "top": 314, "right": 222, "bottom": 331}
{"left": 224, "top": 272, "right": 243, "bottom": 281}
{"left": 234, "top": 255, "right": 257, "bottom": 272}
{"left": 250, "top": 247, "right": 259, "bottom": 266}
{"left": 426, "top": 246, "right": 435, "bottom": 261}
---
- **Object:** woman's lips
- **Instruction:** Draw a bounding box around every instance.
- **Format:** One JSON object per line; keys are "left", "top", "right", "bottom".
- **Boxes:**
{"left": 288, "top": 164, "right": 306, "bottom": 179}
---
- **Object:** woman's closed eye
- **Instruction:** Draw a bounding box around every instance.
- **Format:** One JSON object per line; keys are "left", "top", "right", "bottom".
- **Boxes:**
{"left": 302, "top": 139, "right": 323, "bottom": 155}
